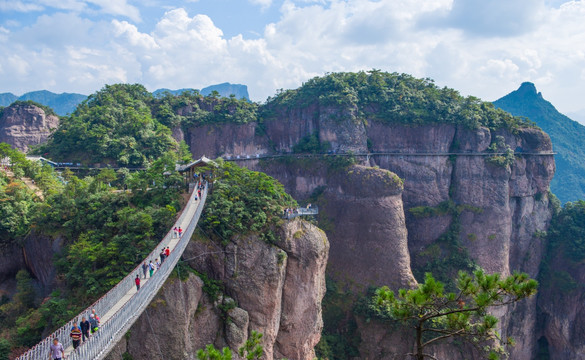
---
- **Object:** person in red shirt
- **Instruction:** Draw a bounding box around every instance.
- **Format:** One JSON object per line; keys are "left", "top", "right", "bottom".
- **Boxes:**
{"left": 165, "top": 246, "right": 170, "bottom": 257}
{"left": 135, "top": 274, "right": 140, "bottom": 291}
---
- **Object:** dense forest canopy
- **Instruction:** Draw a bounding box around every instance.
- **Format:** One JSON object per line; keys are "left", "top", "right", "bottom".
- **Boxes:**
{"left": 153, "top": 90, "right": 257, "bottom": 129}
{"left": 36, "top": 85, "right": 256, "bottom": 167}
{"left": 38, "top": 84, "right": 177, "bottom": 167}
{"left": 264, "top": 70, "right": 535, "bottom": 131}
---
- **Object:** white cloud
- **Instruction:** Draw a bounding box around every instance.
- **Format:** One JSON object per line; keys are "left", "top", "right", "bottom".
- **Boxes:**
{"left": 444, "top": 0, "right": 545, "bottom": 36}
{"left": 0, "top": 0, "right": 140, "bottom": 21}
{"left": 0, "top": 26, "right": 9, "bottom": 42}
{"left": 2, "top": 0, "right": 585, "bottom": 116}
{"left": 86, "top": 0, "right": 141, "bottom": 22}
{"left": 37, "top": 0, "right": 86, "bottom": 11}
{"left": 113, "top": 20, "right": 159, "bottom": 49}
{"left": 0, "top": 1, "right": 44, "bottom": 12}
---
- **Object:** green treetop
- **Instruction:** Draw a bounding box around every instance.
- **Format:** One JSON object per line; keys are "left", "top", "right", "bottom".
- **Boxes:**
{"left": 200, "top": 160, "right": 296, "bottom": 244}
{"left": 38, "top": 84, "right": 177, "bottom": 167}
{"left": 371, "top": 270, "right": 538, "bottom": 360}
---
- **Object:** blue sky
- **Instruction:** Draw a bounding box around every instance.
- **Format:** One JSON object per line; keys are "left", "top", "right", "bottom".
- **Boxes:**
{"left": 1, "top": 0, "right": 585, "bottom": 119}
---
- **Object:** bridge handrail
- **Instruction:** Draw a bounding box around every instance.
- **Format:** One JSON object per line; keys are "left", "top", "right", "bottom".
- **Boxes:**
{"left": 283, "top": 206, "right": 319, "bottom": 219}
{"left": 16, "top": 183, "right": 207, "bottom": 360}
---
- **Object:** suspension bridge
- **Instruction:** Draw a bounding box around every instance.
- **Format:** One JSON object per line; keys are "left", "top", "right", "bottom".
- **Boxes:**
{"left": 16, "top": 183, "right": 208, "bottom": 360}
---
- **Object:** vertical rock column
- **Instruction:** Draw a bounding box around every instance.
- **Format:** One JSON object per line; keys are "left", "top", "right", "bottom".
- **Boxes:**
{"left": 322, "top": 165, "right": 416, "bottom": 290}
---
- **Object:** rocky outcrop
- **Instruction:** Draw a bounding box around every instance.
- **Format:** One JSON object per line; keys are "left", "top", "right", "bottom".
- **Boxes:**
{"left": 0, "top": 244, "right": 25, "bottom": 298}
{"left": 108, "top": 219, "right": 328, "bottom": 360}
{"left": 0, "top": 103, "right": 59, "bottom": 152}
{"left": 22, "top": 232, "right": 63, "bottom": 295}
{"left": 186, "top": 122, "right": 269, "bottom": 159}
{"left": 319, "top": 165, "right": 415, "bottom": 289}
{"left": 537, "top": 244, "right": 585, "bottom": 359}
{"left": 184, "top": 114, "right": 555, "bottom": 358}
{"left": 0, "top": 232, "right": 62, "bottom": 298}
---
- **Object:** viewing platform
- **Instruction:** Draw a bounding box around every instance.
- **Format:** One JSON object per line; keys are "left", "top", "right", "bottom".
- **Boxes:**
{"left": 283, "top": 206, "right": 319, "bottom": 219}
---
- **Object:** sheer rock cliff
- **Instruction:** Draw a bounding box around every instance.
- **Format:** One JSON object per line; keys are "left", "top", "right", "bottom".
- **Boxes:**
{"left": 180, "top": 101, "right": 555, "bottom": 358}
{"left": 0, "top": 103, "right": 59, "bottom": 153}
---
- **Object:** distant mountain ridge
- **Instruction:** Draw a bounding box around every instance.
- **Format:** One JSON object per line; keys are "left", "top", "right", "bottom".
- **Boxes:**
{"left": 152, "top": 83, "right": 249, "bottom": 100}
{"left": 494, "top": 82, "right": 585, "bottom": 203}
{"left": 1, "top": 83, "right": 250, "bottom": 117}
{"left": 0, "top": 91, "right": 86, "bottom": 116}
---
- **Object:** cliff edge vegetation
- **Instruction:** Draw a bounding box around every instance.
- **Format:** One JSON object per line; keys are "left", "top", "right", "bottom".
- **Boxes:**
{"left": 199, "top": 160, "right": 296, "bottom": 244}
{"left": 264, "top": 70, "right": 535, "bottom": 131}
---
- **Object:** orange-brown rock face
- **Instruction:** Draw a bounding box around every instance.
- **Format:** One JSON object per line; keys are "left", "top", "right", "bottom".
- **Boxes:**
{"left": 320, "top": 165, "right": 416, "bottom": 289}
{"left": 184, "top": 112, "right": 555, "bottom": 359}
{"left": 0, "top": 103, "right": 59, "bottom": 152}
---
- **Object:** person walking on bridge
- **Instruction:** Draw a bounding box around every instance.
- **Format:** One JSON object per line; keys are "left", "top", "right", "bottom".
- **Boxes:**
{"left": 135, "top": 274, "right": 141, "bottom": 291}
{"left": 50, "top": 338, "right": 65, "bottom": 360}
{"left": 91, "top": 308, "right": 100, "bottom": 325}
{"left": 142, "top": 261, "right": 148, "bottom": 279}
{"left": 70, "top": 324, "right": 82, "bottom": 349}
{"left": 80, "top": 317, "right": 90, "bottom": 342}
{"left": 149, "top": 260, "right": 155, "bottom": 277}
{"left": 89, "top": 314, "right": 99, "bottom": 334}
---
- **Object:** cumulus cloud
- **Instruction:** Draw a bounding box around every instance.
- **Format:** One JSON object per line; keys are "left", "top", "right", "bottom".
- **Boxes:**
{"left": 112, "top": 20, "right": 159, "bottom": 49}
{"left": 2, "top": 0, "right": 585, "bottom": 115}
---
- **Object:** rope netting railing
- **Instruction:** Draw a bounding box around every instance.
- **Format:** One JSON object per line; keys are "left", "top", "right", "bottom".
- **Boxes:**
{"left": 17, "top": 183, "right": 208, "bottom": 360}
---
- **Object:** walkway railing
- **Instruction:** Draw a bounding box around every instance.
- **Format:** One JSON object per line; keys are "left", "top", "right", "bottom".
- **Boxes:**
{"left": 17, "top": 183, "right": 208, "bottom": 360}
{"left": 283, "top": 206, "right": 319, "bottom": 219}
{"left": 223, "top": 150, "right": 556, "bottom": 162}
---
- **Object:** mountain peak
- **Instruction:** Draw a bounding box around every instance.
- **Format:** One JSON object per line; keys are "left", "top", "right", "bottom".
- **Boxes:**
{"left": 518, "top": 82, "right": 537, "bottom": 95}
{"left": 494, "top": 82, "right": 585, "bottom": 204}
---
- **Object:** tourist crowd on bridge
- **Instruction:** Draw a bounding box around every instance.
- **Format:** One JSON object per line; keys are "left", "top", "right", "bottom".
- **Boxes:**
{"left": 48, "top": 181, "right": 208, "bottom": 360}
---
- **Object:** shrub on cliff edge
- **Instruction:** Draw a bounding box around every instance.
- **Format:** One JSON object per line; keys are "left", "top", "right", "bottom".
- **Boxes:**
{"left": 200, "top": 160, "right": 296, "bottom": 244}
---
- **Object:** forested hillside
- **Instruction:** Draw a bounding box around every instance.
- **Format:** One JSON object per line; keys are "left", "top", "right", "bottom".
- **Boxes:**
{"left": 36, "top": 84, "right": 255, "bottom": 167}
{"left": 0, "top": 144, "right": 185, "bottom": 358}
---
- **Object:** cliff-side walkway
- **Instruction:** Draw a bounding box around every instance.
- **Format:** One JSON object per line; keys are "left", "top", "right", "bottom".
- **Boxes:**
{"left": 16, "top": 183, "right": 208, "bottom": 360}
